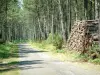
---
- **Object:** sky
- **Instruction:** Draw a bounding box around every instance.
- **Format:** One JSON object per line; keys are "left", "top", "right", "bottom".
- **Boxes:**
{"left": 18, "top": 0, "right": 23, "bottom": 10}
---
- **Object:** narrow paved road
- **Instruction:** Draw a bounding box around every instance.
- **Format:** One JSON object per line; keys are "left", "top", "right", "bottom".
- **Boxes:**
{"left": 18, "top": 44, "right": 100, "bottom": 75}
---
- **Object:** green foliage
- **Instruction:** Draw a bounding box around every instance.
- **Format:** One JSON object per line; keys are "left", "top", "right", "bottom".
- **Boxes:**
{"left": 76, "top": 54, "right": 89, "bottom": 62}
{"left": 0, "top": 43, "right": 18, "bottom": 58}
{"left": 46, "top": 33, "right": 54, "bottom": 44}
{"left": 89, "top": 58, "right": 100, "bottom": 65}
{"left": 13, "top": 40, "right": 28, "bottom": 44}
{"left": 46, "top": 33, "right": 63, "bottom": 49}
{"left": 0, "top": 45, "right": 10, "bottom": 58}
{"left": 53, "top": 34, "right": 63, "bottom": 49}
{"left": 37, "top": 41, "right": 46, "bottom": 49}
{"left": 88, "top": 42, "right": 99, "bottom": 52}
{"left": 54, "top": 49, "right": 66, "bottom": 53}
{"left": 75, "top": 42, "right": 100, "bottom": 63}
{"left": 87, "top": 43, "right": 100, "bottom": 64}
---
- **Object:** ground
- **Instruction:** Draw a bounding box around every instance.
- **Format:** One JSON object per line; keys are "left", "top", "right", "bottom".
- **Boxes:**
{"left": 18, "top": 44, "right": 100, "bottom": 75}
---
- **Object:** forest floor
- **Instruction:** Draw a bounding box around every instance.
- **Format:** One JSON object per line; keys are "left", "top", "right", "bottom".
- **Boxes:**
{"left": 19, "top": 44, "right": 100, "bottom": 75}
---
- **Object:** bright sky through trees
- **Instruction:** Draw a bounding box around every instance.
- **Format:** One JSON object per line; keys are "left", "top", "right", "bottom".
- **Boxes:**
{"left": 18, "top": 0, "right": 23, "bottom": 10}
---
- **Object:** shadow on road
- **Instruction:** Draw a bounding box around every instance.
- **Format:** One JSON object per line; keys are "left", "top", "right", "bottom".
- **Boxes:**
{"left": 19, "top": 48, "right": 47, "bottom": 54}
{"left": 18, "top": 47, "right": 48, "bottom": 58}
{"left": 0, "top": 44, "right": 45, "bottom": 73}
{"left": 0, "top": 60, "right": 44, "bottom": 72}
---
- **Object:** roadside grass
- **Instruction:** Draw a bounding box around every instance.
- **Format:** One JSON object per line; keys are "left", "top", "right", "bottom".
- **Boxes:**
{"left": 31, "top": 41, "right": 100, "bottom": 64}
{"left": 30, "top": 41, "right": 80, "bottom": 62}
{"left": 0, "top": 42, "right": 20, "bottom": 75}
{"left": 30, "top": 41, "right": 100, "bottom": 71}
{"left": 13, "top": 40, "right": 29, "bottom": 44}
{"left": 89, "top": 58, "right": 100, "bottom": 65}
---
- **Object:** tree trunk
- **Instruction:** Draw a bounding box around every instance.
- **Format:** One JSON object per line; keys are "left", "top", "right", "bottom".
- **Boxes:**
{"left": 58, "top": 0, "right": 66, "bottom": 43}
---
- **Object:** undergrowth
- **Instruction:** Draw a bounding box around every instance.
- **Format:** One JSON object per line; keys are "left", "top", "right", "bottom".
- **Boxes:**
{"left": 0, "top": 42, "right": 18, "bottom": 59}
{"left": 30, "top": 33, "right": 100, "bottom": 64}
{"left": 31, "top": 40, "right": 100, "bottom": 65}
{"left": 0, "top": 42, "right": 19, "bottom": 75}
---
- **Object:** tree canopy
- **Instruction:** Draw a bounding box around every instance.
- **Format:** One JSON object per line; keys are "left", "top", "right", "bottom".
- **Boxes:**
{"left": 0, "top": 0, "right": 100, "bottom": 42}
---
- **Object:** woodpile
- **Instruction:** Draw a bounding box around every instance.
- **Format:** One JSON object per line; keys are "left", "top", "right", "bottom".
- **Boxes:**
{"left": 67, "top": 20, "right": 99, "bottom": 53}
{"left": 67, "top": 21, "right": 87, "bottom": 52}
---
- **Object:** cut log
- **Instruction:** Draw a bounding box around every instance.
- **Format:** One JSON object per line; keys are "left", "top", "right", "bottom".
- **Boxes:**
{"left": 67, "top": 20, "right": 99, "bottom": 53}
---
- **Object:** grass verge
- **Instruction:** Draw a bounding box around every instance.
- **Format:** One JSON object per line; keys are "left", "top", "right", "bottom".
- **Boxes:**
{"left": 30, "top": 41, "right": 100, "bottom": 71}
{"left": 30, "top": 41, "right": 80, "bottom": 62}
{"left": 0, "top": 42, "right": 19, "bottom": 75}
{"left": 30, "top": 41, "right": 100, "bottom": 64}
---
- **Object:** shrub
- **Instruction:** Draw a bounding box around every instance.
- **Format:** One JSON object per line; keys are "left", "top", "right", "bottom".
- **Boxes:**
{"left": 47, "top": 33, "right": 63, "bottom": 49}
{"left": 0, "top": 44, "right": 11, "bottom": 58}
{"left": 89, "top": 58, "right": 100, "bottom": 65}
{"left": 46, "top": 33, "right": 54, "bottom": 44}
{"left": 89, "top": 42, "right": 99, "bottom": 52}
{"left": 0, "top": 43, "right": 18, "bottom": 58}
{"left": 55, "top": 49, "right": 66, "bottom": 53}
{"left": 53, "top": 34, "right": 63, "bottom": 49}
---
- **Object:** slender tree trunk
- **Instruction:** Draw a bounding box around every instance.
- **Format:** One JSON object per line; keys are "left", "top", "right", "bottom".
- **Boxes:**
{"left": 95, "top": 0, "right": 98, "bottom": 19}
{"left": 99, "top": 13, "right": 100, "bottom": 51}
{"left": 51, "top": 14, "right": 54, "bottom": 40}
{"left": 38, "top": 17, "right": 44, "bottom": 40}
{"left": 58, "top": 0, "right": 66, "bottom": 42}
{"left": 75, "top": 0, "right": 78, "bottom": 20}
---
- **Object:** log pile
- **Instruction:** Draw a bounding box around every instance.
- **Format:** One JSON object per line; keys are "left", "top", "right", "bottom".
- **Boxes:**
{"left": 67, "top": 21, "right": 87, "bottom": 51}
{"left": 67, "top": 20, "right": 99, "bottom": 53}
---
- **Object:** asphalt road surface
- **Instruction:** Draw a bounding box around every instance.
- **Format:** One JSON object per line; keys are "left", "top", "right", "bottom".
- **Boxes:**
{"left": 18, "top": 44, "right": 100, "bottom": 75}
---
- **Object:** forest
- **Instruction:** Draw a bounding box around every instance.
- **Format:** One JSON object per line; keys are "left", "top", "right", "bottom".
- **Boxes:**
{"left": 0, "top": 0, "right": 100, "bottom": 41}
{"left": 0, "top": 0, "right": 100, "bottom": 75}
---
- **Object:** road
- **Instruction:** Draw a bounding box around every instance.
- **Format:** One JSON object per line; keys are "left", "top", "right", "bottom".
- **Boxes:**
{"left": 18, "top": 44, "right": 100, "bottom": 75}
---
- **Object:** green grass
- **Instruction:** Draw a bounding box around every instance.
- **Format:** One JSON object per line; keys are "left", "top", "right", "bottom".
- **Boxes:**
{"left": 0, "top": 70, "right": 19, "bottom": 75}
{"left": 0, "top": 59, "right": 20, "bottom": 75}
{"left": 89, "top": 58, "right": 100, "bottom": 65}
{"left": 0, "top": 42, "right": 19, "bottom": 59}
{"left": 30, "top": 41, "right": 80, "bottom": 61}
{"left": 31, "top": 41, "right": 100, "bottom": 64}
{"left": 0, "top": 43, "right": 20, "bottom": 75}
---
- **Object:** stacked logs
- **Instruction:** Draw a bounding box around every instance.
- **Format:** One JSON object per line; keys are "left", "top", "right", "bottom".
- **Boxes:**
{"left": 67, "top": 20, "right": 99, "bottom": 53}
{"left": 67, "top": 21, "right": 87, "bottom": 52}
